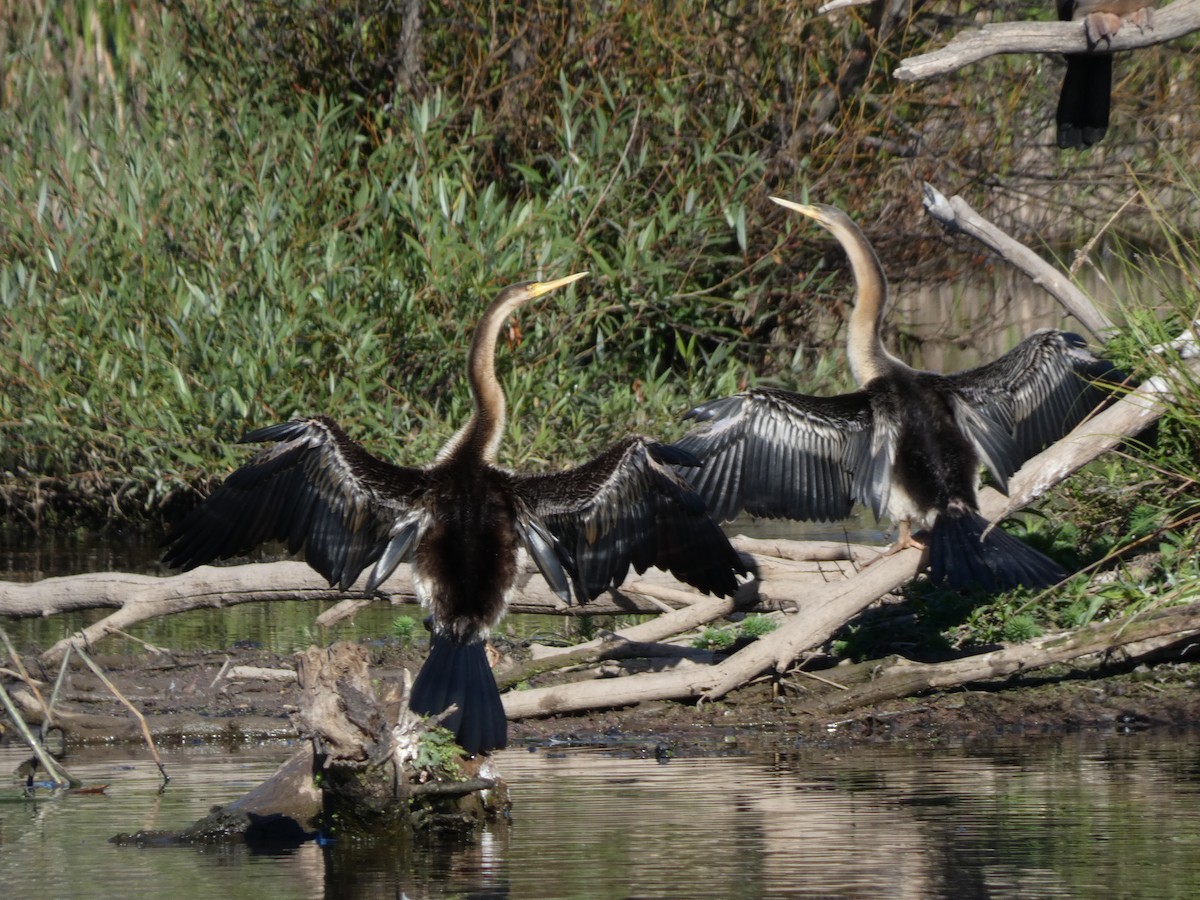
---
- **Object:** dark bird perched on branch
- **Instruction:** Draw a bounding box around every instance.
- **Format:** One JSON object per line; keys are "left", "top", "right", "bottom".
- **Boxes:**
{"left": 164, "top": 272, "right": 747, "bottom": 754}
{"left": 674, "top": 198, "right": 1122, "bottom": 593}
{"left": 1056, "top": 0, "right": 1156, "bottom": 149}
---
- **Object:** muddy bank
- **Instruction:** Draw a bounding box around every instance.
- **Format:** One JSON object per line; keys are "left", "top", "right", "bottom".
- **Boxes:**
{"left": 6, "top": 638, "right": 1200, "bottom": 757}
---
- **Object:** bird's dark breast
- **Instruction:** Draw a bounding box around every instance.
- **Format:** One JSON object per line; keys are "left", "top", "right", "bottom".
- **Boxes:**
{"left": 416, "top": 466, "right": 520, "bottom": 641}
{"left": 876, "top": 375, "right": 979, "bottom": 512}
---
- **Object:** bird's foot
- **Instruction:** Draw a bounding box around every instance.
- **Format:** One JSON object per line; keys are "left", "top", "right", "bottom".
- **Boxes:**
{"left": 1127, "top": 5, "right": 1153, "bottom": 33}
{"left": 886, "top": 533, "right": 926, "bottom": 554}
{"left": 859, "top": 532, "right": 924, "bottom": 570}
{"left": 878, "top": 521, "right": 925, "bottom": 558}
{"left": 1084, "top": 11, "right": 1124, "bottom": 46}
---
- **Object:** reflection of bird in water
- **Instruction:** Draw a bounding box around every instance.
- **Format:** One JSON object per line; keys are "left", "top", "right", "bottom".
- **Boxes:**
{"left": 674, "top": 198, "right": 1121, "bottom": 592}
{"left": 164, "top": 273, "right": 746, "bottom": 754}
{"left": 1056, "top": 0, "right": 1155, "bottom": 149}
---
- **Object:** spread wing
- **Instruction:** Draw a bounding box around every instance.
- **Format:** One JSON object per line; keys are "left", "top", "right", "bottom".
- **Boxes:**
{"left": 163, "top": 416, "right": 428, "bottom": 591}
{"left": 511, "top": 436, "right": 748, "bottom": 602}
{"left": 672, "top": 387, "right": 875, "bottom": 524}
{"left": 947, "top": 330, "right": 1123, "bottom": 487}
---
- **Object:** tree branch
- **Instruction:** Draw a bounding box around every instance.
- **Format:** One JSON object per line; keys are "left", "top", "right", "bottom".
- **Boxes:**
{"left": 921, "top": 183, "right": 1115, "bottom": 338}
{"left": 895, "top": 0, "right": 1200, "bottom": 82}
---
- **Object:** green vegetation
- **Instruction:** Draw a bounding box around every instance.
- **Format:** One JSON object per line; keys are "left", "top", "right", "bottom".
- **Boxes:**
{"left": 413, "top": 725, "right": 466, "bottom": 780}
{"left": 3, "top": 0, "right": 1196, "bottom": 531}
{"left": 392, "top": 614, "right": 419, "bottom": 645}
{"left": 692, "top": 613, "right": 779, "bottom": 649}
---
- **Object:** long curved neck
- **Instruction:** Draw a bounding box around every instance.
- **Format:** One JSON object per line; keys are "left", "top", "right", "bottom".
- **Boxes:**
{"left": 829, "top": 217, "right": 904, "bottom": 385}
{"left": 438, "top": 288, "right": 528, "bottom": 464}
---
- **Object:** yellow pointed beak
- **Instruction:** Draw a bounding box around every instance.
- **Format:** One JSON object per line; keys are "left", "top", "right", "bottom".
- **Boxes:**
{"left": 769, "top": 195, "right": 826, "bottom": 223}
{"left": 528, "top": 271, "right": 589, "bottom": 298}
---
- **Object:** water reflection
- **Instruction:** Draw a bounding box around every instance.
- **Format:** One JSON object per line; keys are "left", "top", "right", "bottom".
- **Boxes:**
{"left": 4, "top": 733, "right": 1200, "bottom": 897}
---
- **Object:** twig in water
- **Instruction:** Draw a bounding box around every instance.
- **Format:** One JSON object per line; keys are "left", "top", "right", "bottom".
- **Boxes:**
{"left": 0, "top": 680, "right": 73, "bottom": 787}
{"left": 210, "top": 656, "right": 232, "bottom": 689}
{"left": 72, "top": 645, "right": 170, "bottom": 786}
{"left": 110, "top": 628, "right": 170, "bottom": 655}
{"left": 0, "top": 626, "right": 52, "bottom": 724}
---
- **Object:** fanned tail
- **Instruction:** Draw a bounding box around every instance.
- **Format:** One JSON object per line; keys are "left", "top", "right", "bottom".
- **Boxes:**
{"left": 927, "top": 508, "right": 1067, "bottom": 592}
{"left": 409, "top": 633, "right": 507, "bottom": 754}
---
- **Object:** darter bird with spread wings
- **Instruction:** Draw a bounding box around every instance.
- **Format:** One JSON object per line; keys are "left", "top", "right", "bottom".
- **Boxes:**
{"left": 674, "top": 199, "right": 1121, "bottom": 592}
{"left": 165, "top": 272, "right": 747, "bottom": 754}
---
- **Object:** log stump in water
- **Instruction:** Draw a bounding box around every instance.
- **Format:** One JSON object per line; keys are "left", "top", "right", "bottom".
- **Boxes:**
{"left": 294, "top": 641, "right": 509, "bottom": 836}
{"left": 115, "top": 641, "right": 508, "bottom": 847}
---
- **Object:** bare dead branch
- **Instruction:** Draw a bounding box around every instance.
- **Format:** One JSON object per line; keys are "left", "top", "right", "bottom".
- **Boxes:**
{"left": 895, "top": 0, "right": 1200, "bottom": 82}
{"left": 922, "top": 184, "right": 1115, "bottom": 337}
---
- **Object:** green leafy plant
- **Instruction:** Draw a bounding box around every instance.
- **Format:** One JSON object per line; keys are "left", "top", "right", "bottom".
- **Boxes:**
{"left": 738, "top": 614, "right": 779, "bottom": 639}
{"left": 414, "top": 726, "right": 465, "bottom": 780}
{"left": 392, "top": 615, "right": 418, "bottom": 645}
{"left": 693, "top": 626, "right": 737, "bottom": 650}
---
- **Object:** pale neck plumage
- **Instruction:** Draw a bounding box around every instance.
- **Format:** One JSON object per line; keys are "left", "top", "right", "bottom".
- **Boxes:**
{"left": 826, "top": 214, "right": 905, "bottom": 385}
{"left": 437, "top": 286, "right": 529, "bottom": 464}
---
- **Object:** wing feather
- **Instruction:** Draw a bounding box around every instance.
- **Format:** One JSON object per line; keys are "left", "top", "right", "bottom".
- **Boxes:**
{"left": 673, "top": 388, "right": 873, "bottom": 524}
{"left": 512, "top": 437, "right": 747, "bottom": 602}
{"left": 164, "top": 416, "right": 427, "bottom": 590}
{"left": 947, "top": 330, "right": 1123, "bottom": 465}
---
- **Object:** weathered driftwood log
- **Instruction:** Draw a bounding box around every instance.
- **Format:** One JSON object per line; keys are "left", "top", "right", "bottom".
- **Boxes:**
{"left": 0, "top": 563, "right": 710, "bottom": 666}
{"left": 796, "top": 602, "right": 1200, "bottom": 716}
{"left": 498, "top": 635, "right": 726, "bottom": 692}
{"left": 502, "top": 546, "right": 925, "bottom": 719}
{"left": 895, "top": 0, "right": 1200, "bottom": 82}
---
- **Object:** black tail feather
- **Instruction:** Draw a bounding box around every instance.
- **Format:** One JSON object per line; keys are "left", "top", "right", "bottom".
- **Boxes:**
{"left": 928, "top": 510, "right": 1067, "bottom": 592}
{"left": 1056, "top": 54, "right": 1112, "bottom": 149}
{"left": 409, "top": 633, "right": 507, "bottom": 754}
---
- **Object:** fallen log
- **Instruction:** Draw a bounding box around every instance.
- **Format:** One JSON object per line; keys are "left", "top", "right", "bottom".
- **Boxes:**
{"left": 115, "top": 642, "right": 508, "bottom": 845}
{"left": 796, "top": 602, "right": 1200, "bottom": 716}
{"left": 498, "top": 634, "right": 727, "bottom": 692}
{"left": 225, "top": 665, "right": 297, "bottom": 683}
{"left": 0, "top": 540, "right": 865, "bottom": 668}
{"left": 502, "top": 547, "right": 924, "bottom": 719}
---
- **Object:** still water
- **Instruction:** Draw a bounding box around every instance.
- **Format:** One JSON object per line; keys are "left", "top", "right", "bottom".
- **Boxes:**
{"left": 3, "top": 733, "right": 1200, "bottom": 898}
